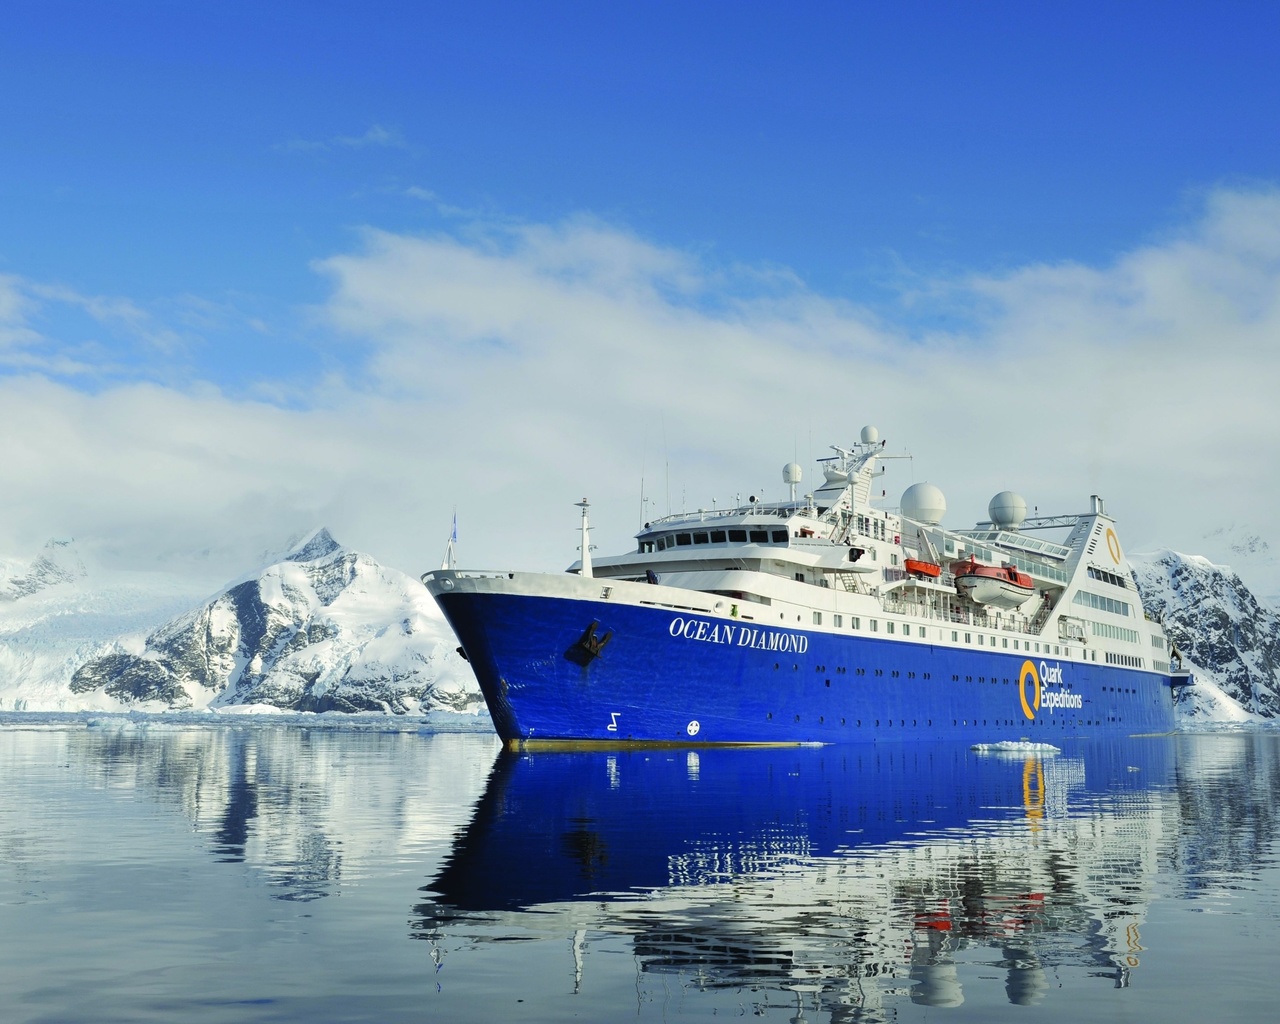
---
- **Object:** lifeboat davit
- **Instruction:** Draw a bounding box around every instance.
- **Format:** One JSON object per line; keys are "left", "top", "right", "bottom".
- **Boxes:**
{"left": 904, "top": 558, "right": 942, "bottom": 579}
{"left": 951, "top": 556, "right": 1034, "bottom": 609}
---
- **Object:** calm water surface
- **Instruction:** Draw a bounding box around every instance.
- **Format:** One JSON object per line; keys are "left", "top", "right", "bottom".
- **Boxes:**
{"left": 1, "top": 720, "right": 1278, "bottom": 1022}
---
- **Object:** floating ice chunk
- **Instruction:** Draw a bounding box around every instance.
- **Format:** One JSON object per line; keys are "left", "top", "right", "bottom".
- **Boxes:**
{"left": 970, "top": 740, "right": 1061, "bottom": 754}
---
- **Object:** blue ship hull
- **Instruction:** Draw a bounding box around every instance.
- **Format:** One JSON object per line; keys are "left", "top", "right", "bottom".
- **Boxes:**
{"left": 436, "top": 586, "right": 1180, "bottom": 745}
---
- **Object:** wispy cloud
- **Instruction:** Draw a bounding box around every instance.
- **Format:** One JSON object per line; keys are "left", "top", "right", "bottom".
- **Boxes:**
{"left": 0, "top": 275, "right": 191, "bottom": 374}
{"left": 276, "top": 124, "right": 408, "bottom": 153}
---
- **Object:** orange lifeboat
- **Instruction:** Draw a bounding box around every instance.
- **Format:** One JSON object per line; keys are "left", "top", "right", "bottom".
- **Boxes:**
{"left": 904, "top": 558, "right": 942, "bottom": 579}
{"left": 951, "top": 556, "right": 1035, "bottom": 609}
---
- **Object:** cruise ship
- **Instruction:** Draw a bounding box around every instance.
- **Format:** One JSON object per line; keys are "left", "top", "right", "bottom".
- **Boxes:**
{"left": 422, "top": 427, "right": 1190, "bottom": 747}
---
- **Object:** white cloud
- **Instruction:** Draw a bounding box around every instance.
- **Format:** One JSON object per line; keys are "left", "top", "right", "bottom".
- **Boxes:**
{"left": 2, "top": 188, "right": 1279, "bottom": 595}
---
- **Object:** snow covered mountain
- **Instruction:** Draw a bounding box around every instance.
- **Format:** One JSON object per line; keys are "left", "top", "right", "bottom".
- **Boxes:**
{"left": 1, "top": 530, "right": 483, "bottom": 717}
{"left": 1130, "top": 549, "right": 1280, "bottom": 721}
{"left": 1, "top": 538, "right": 88, "bottom": 599}
{"left": 66, "top": 529, "right": 482, "bottom": 715}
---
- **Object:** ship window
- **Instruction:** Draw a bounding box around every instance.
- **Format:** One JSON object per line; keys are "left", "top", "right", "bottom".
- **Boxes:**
{"left": 710, "top": 530, "right": 726, "bottom": 543}
{"left": 693, "top": 532, "right": 709, "bottom": 544}
{"left": 851, "top": 617, "right": 861, "bottom": 629}
{"left": 965, "top": 633, "right": 971, "bottom": 643}
{"left": 749, "top": 530, "right": 768, "bottom": 543}
{"left": 886, "top": 622, "right": 895, "bottom": 634}
{"left": 952, "top": 631, "right": 958, "bottom": 642}
{"left": 656, "top": 537, "right": 666, "bottom": 551}
{"left": 902, "top": 624, "right": 911, "bottom": 636}
{"left": 990, "top": 637, "right": 996, "bottom": 647}
{"left": 834, "top": 614, "right": 843, "bottom": 627}
{"left": 870, "top": 620, "right": 878, "bottom": 632}
{"left": 772, "top": 530, "right": 788, "bottom": 543}
{"left": 890, "top": 553, "right": 899, "bottom": 565}
{"left": 813, "top": 612, "right": 822, "bottom": 625}
{"left": 1002, "top": 638, "right": 1008, "bottom": 648}
{"left": 729, "top": 529, "right": 747, "bottom": 542}
{"left": 676, "top": 533, "right": 692, "bottom": 546}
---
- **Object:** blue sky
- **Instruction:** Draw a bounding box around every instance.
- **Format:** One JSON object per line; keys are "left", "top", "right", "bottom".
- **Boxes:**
{"left": 2, "top": 2, "right": 1279, "bottom": 588}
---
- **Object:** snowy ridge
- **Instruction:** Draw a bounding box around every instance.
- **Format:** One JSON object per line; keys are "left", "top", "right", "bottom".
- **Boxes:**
{"left": 1, "top": 531, "right": 483, "bottom": 718}
{"left": 0, "top": 547, "right": 215, "bottom": 713}
{"left": 69, "top": 531, "right": 482, "bottom": 715}
{"left": 1130, "top": 549, "right": 1280, "bottom": 722}
{"left": 1, "top": 539, "right": 88, "bottom": 599}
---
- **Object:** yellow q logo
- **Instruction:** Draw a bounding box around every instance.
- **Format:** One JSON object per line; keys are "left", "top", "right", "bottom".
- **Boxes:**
{"left": 1106, "top": 527, "right": 1122, "bottom": 565}
{"left": 1020, "top": 660, "right": 1041, "bottom": 720}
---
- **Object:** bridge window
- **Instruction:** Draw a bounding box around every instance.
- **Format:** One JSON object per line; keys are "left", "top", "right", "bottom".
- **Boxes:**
{"left": 749, "top": 530, "right": 768, "bottom": 543}
{"left": 772, "top": 529, "right": 789, "bottom": 543}
{"left": 676, "top": 533, "right": 692, "bottom": 546}
{"left": 729, "top": 529, "right": 747, "bottom": 542}
{"left": 710, "top": 530, "right": 726, "bottom": 543}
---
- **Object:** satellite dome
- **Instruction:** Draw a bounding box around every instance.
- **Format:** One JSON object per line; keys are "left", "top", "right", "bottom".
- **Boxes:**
{"left": 860, "top": 425, "right": 880, "bottom": 445}
{"left": 782, "top": 462, "right": 802, "bottom": 485}
{"left": 989, "top": 491, "right": 1028, "bottom": 529}
{"left": 900, "top": 482, "right": 946, "bottom": 525}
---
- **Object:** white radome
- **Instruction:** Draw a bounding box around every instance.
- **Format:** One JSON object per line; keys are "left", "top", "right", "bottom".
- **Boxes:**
{"left": 860, "top": 425, "right": 880, "bottom": 445}
{"left": 989, "top": 491, "right": 1028, "bottom": 529}
{"left": 900, "top": 482, "right": 947, "bottom": 526}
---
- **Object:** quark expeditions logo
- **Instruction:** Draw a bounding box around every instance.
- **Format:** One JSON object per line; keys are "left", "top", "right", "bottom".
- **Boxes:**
{"left": 1019, "top": 659, "right": 1084, "bottom": 720}
{"left": 668, "top": 616, "right": 808, "bottom": 653}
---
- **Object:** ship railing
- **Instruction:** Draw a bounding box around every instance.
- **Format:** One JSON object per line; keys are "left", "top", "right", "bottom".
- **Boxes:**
{"left": 646, "top": 503, "right": 818, "bottom": 527}
{"left": 876, "top": 593, "right": 1041, "bottom": 639}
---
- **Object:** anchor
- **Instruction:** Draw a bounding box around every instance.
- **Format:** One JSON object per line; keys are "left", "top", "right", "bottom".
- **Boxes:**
{"left": 565, "top": 620, "right": 613, "bottom": 666}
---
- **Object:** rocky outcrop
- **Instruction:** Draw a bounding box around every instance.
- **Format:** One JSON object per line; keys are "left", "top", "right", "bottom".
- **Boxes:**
{"left": 1131, "top": 550, "right": 1280, "bottom": 719}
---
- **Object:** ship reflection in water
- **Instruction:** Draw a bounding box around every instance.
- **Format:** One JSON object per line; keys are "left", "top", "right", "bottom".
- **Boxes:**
{"left": 416, "top": 740, "right": 1186, "bottom": 1015}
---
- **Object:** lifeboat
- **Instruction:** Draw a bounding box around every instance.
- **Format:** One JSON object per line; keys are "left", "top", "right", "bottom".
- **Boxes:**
{"left": 904, "top": 558, "right": 942, "bottom": 579}
{"left": 951, "top": 556, "right": 1035, "bottom": 609}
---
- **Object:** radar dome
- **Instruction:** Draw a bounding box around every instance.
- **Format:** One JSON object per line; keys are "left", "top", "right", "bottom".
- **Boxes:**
{"left": 900, "top": 482, "right": 946, "bottom": 525}
{"left": 782, "top": 462, "right": 802, "bottom": 485}
{"left": 989, "top": 491, "right": 1028, "bottom": 529}
{"left": 860, "top": 425, "right": 880, "bottom": 445}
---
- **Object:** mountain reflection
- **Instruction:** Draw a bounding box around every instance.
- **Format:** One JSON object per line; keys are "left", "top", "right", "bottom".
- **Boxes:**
{"left": 24, "top": 723, "right": 496, "bottom": 902}
{"left": 413, "top": 736, "right": 1280, "bottom": 1014}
